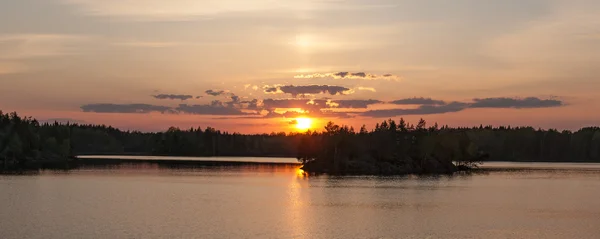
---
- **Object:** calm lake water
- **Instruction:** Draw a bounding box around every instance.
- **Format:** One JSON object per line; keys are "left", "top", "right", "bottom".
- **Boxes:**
{"left": 1, "top": 158, "right": 600, "bottom": 239}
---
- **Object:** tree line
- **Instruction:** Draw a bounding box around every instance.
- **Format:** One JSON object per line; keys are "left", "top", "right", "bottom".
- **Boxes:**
{"left": 1, "top": 110, "right": 600, "bottom": 172}
{"left": 297, "top": 119, "right": 600, "bottom": 174}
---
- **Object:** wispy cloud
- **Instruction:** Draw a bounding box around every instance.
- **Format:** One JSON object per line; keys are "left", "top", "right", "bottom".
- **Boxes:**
{"left": 0, "top": 34, "right": 91, "bottom": 60}
{"left": 244, "top": 84, "right": 259, "bottom": 91}
{"left": 251, "top": 98, "right": 380, "bottom": 119}
{"left": 112, "top": 41, "right": 183, "bottom": 48}
{"left": 357, "top": 86, "right": 377, "bottom": 92}
{"left": 259, "top": 98, "right": 379, "bottom": 111}
{"left": 481, "top": 3, "right": 600, "bottom": 78}
{"left": 60, "top": 0, "right": 360, "bottom": 21}
{"left": 321, "top": 99, "right": 382, "bottom": 108}
{"left": 81, "top": 103, "right": 173, "bottom": 114}
{"left": 176, "top": 103, "right": 251, "bottom": 115}
{"left": 362, "top": 102, "right": 469, "bottom": 118}
{"left": 294, "top": 72, "right": 400, "bottom": 81}
{"left": 261, "top": 98, "right": 318, "bottom": 111}
{"left": 264, "top": 109, "right": 354, "bottom": 119}
{"left": 391, "top": 97, "right": 446, "bottom": 105}
{"left": 0, "top": 61, "right": 27, "bottom": 75}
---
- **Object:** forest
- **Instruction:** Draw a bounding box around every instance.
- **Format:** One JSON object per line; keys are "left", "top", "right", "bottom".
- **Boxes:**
{"left": 1, "top": 110, "right": 600, "bottom": 173}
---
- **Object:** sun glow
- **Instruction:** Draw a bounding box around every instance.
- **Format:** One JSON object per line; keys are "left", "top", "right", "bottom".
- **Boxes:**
{"left": 294, "top": 117, "right": 313, "bottom": 131}
{"left": 295, "top": 35, "right": 313, "bottom": 48}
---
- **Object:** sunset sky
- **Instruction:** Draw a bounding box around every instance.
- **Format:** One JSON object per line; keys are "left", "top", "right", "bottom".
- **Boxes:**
{"left": 1, "top": 0, "right": 599, "bottom": 133}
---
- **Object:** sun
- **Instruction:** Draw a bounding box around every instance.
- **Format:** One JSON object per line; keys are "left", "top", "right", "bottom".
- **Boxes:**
{"left": 294, "top": 117, "right": 313, "bottom": 131}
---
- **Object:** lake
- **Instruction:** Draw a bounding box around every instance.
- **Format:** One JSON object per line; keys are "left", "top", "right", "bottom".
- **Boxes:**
{"left": 1, "top": 158, "right": 599, "bottom": 239}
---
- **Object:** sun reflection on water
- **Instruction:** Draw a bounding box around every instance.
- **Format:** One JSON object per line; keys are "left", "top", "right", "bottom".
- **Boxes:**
{"left": 287, "top": 166, "right": 308, "bottom": 238}
{"left": 296, "top": 168, "right": 308, "bottom": 179}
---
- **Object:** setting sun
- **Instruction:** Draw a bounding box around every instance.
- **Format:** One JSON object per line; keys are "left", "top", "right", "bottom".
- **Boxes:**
{"left": 294, "top": 117, "right": 313, "bottom": 131}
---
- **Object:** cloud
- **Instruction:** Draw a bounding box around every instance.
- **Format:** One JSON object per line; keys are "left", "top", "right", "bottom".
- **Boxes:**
{"left": 264, "top": 110, "right": 307, "bottom": 118}
{"left": 82, "top": 95, "right": 564, "bottom": 119}
{"left": 81, "top": 103, "right": 173, "bottom": 114}
{"left": 362, "top": 97, "right": 564, "bottom": 118}
{"left": 294, "top": 72, "right": 400, "bottom": 81}
{"left": 205, "top": 90, "right": 228, "bottom": 96}
{"left": 0, "top": 34, "right": 90, "bottom": 60}
{"left": 112, "top": 41, "right": 182, "bottom": 48}
{"left": 244, "top": 84, "right": 260, "bottom": 91}
{"left": 391, "top": 97, "right": 446, "bottom": 105}
{"left": 153, "top": 94, "right": 193, "bottom": 101}
{"left": 0, "top": 61, "right": 27, "bottom": 75}
{"left": 82, "top": 98, "right": 253, "bottom": 116}
{"left": 357, "top": 87, "right": 376, "bottom": 92}
{"left": 482, "top": 3, "right": 600, "bottom": 77}
{"left": 244, "top": 84, "right": 259, "bottom": 91}
{"left": 323, "top": 99, "right": 382, "bottom": 108}
{"left": 59, "top": 0, "right": 370, "bottom": 21}
{"left": 259, "top": 98, "right": 381, "bottom": 112}
{"left": 263, "top": 85, "right": 283, "bottom": 94}
{"left": 255, "top": 98, "right": 375, "bottom": 119}
{"left": 176, "top": 104, "right": 252, "bottom": 115}
{"left": 239, "top": 99, "right": 261, "bottom": 110}
{"left": 362, "top": 102, "right": 468, "bottom": 118}
{"left": 264, "top": 85, "right": 352, "bottom": 97}
{"left": 203, "top": 89, "right": 238, "bottom": 105}
{"left": 470, "top": 97, "right": 563, "bottom": 109}
{"left": 61, "top": 0, "right": 278, "bottom": 19}
{"left": 262, "top": 99, "right": 317, "bottom": 111}
{"left": 325, "top": 100, "right": 339, "bottom": 108}
{"left": 264, "top": 108, "right": 354, "bottom": 119}
{"left": 322, "top": 112, "right": 355, "bottom": 119}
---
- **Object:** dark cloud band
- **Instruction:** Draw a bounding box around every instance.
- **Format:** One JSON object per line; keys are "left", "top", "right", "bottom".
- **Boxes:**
{"left": 153, "top": 94, "right": 193, "bottom": 101}
{"left": 81, "top": 104, "right": 173, "bottom": 114}
{"left": 363, "top": 97, "right": 564, "bottom": 117}
{"left": 470, "top": 97, "right": 563, "bottom": 108}
{"left": 81, "top": 96, "right": 564, "bottom": 119}
{"left": 391, "top": 97, "right": 446, "bottom": 105}
{"left": 205, "top": 90, "right": 228, "bottom": 96}
{"left": 264, "top": 85, "right": 351, "bottom": 97}
{"left": 176, "top": 104, "right": 251, "bottom": 115}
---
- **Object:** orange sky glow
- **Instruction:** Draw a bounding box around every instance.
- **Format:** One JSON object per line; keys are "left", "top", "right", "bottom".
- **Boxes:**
{"left": 1, "top": 0, "right": 599, "bottom": 133}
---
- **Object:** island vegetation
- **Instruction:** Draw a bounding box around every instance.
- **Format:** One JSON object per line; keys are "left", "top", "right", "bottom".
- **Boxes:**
{"left": 2, "top": 110, "right": 600, "bottom": 174}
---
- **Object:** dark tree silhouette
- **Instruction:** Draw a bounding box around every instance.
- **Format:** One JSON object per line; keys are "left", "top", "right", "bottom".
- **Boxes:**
{"left": 2, "top": 110, "right": 600, "bottom": 173}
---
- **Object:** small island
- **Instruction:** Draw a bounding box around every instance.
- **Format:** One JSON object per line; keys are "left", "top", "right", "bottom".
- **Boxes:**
{"left": 297, "top": 120, "right": 487, "bottom": 175}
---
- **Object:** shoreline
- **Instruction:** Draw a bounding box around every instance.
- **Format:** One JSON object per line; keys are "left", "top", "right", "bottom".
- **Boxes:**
{"left": 3, "top": 156, "right": 600, "bottom": 175}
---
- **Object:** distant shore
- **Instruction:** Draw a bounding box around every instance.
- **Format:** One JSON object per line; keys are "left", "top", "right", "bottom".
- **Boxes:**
{"left": 76, "top": 155, "right": 301, "bottom": 167}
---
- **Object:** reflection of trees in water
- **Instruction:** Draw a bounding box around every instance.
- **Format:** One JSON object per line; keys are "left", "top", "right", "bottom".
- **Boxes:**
{"left": 76, "top": 162, "right": 303, "bottom": 175}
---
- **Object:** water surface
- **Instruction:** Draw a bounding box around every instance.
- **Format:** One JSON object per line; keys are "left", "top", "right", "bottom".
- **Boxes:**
{"left": 1, "top": 161, "right": 599, "bottom": 239}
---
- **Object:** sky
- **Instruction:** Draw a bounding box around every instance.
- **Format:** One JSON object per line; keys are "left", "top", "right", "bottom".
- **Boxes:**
{"left": 1, "top": 0, "right": 599, "bottom": 133}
